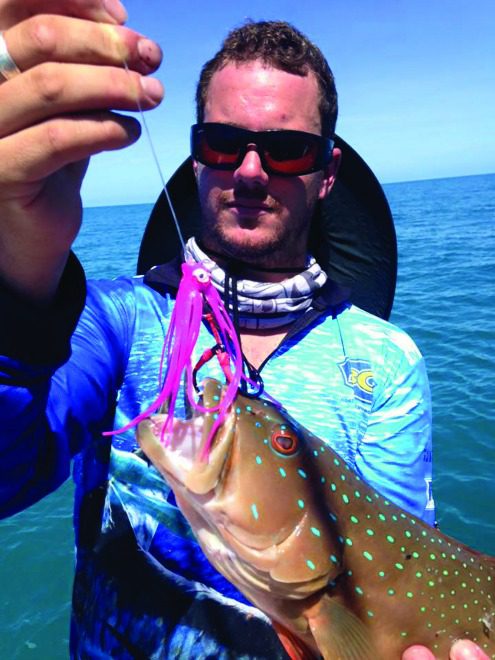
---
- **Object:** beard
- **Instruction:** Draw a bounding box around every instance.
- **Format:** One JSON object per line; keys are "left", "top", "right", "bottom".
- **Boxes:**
{"left": 198, "top": 186, "right": 316, "bottom": 269}
{"left": 200, "top": 213, "right": 288, "bottom": 262}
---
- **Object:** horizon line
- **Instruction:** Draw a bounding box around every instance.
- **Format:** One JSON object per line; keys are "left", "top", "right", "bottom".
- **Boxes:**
{"left": 83, "top": 170, "right": 494, "bottom": 209}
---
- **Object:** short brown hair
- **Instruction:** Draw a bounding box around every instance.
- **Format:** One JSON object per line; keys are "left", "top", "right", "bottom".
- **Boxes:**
{"left": 196, "top": 20, "right": 338, "bottom": 138}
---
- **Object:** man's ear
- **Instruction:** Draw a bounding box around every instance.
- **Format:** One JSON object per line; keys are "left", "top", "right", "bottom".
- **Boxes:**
{"left": 318, "top": 147, "right": 342, "bottom": 200}
{"left": 192, "top": 159, "right": 199, "bottom": 178}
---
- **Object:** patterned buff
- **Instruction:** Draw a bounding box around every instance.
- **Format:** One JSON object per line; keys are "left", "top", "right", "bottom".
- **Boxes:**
{"left": 183, "top": 237, "right": 328, "bottom": 330}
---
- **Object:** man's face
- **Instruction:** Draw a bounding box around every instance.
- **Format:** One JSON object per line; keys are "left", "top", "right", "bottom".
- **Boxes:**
{"left": 194, "top": 61, "right": 340, "bottom": 271}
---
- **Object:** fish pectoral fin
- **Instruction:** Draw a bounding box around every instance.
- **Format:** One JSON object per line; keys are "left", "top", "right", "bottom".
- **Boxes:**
{"left": 305, "top": 594, "right": 376, "bottom": 660}
{"left": 272, "top": 621, "right": 318, "bottom": 660}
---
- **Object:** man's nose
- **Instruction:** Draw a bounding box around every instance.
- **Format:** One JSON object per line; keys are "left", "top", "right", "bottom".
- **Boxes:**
{"left": 233, "top": 145, "right": 269, "bottom": 187}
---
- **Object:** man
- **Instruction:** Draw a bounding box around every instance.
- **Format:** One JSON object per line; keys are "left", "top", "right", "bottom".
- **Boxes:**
{"left": 0, "top": 2, "right": 485, "bottom": 658}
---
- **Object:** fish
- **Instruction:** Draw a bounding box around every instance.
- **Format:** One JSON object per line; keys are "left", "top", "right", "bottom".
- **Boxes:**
{"left": 137, "top": 377, "right": 495, "bottom": 659}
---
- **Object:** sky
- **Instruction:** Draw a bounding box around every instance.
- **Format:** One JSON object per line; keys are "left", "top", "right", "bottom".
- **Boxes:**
{"left": 81, "top": 0, "right": 495, "bottom": 207}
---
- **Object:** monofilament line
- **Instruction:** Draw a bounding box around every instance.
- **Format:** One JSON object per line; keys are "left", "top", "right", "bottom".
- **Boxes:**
{"left": 124, "top": 61, "right": 186, "bottom": 252}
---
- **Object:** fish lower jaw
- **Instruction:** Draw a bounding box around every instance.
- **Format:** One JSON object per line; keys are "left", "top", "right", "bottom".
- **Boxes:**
{"left": 197, "top": 528, "right": 291, "bottom": 599}
{"left": 220, "top": 524, "right": 280, "bottom": 571}
{"left": 197, "top": 521, "right": 293, "bottom": 592}
{"left": 196, "top": 526, "right": 238, "bottom": 565}
{"left": 213, "top": 525, "right": 331, "bottom": 599}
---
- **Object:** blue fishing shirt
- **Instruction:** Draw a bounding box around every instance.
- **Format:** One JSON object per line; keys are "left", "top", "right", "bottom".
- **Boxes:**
{"left": 0, "top": 256, "right": 434, "bottom": 658}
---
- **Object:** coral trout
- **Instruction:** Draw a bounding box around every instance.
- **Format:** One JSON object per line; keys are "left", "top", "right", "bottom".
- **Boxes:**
{"left": 137, "top": 378, "right": 495, "bottom": 659}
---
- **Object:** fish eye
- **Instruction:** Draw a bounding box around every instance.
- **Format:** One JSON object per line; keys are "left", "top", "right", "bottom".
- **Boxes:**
{"left": 270, "top": 430, "right": 299, "bottom": 456}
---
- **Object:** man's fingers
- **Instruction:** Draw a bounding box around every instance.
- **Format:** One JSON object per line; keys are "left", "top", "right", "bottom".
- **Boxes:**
{"left": 0, "top": 0, "right": 128, "bottom": 30}
{"left": 4, "top": 16, "right": 162, "bottom": 75}
{"left": 0, "top": 63, "right": 163, "bottom": 138}
{"left": 0, "top": 0, "right": 149, "bottom": 301}
{"left": 401, "top": 645, "right": 435, "bottom": 660}
{"left": 0, "top": 111, "right": 141, "bottom": 191}
{"left": 450, "top": 640, "right": 490, "bottom": 659}
{"left": 402, "top": 641, "right": 490, "bottom": 660}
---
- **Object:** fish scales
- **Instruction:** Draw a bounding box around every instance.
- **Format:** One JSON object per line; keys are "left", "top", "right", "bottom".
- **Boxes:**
{"left": 137, "top": 378, "right": 495, "bottom": 659}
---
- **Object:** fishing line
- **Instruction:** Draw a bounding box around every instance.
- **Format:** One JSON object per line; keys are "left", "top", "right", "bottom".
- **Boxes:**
{"left": 334, "top": 315, "right": 348, "bottom": 361}
{"left": 123, "top": 60, "right": 186, "bottom": 252}
{"left": 106, "top": 60, "right": 254, "bottom": 454}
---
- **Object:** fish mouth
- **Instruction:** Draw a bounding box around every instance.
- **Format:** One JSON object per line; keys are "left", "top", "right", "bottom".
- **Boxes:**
{"left": 137, "top": 408, "right": 290, "bottom": 564}
{"left": 137, "top": 402, "right": 236, "bottom": 496}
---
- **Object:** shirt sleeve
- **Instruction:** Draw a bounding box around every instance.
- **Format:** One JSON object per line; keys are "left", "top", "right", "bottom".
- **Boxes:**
{"left": 0, "top": 260, "right": 135, "bottom": 519}
{"left": 354, "top": 331, "right": 435, "bottom": 525}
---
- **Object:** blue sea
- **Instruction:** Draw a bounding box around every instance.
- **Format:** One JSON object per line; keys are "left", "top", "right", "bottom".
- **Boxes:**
{"left": 0, "top": 173, "right": 493, "bottom": 658}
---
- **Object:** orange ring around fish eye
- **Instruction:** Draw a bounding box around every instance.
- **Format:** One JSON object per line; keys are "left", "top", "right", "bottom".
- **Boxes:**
{"left": 270, "top": 431, "right": 299, "bottom": 456}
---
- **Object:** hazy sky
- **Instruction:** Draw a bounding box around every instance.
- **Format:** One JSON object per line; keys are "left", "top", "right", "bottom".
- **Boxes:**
{"left": 81, "top": 0, "right": 495, "bottom": 206}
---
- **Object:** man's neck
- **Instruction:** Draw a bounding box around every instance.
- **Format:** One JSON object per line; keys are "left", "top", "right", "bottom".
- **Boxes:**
{"left": 199, "top": 241, "right": 308, "bottom": 284}
{"left": 239, "top": 323, "right": 292, "bottom": 369}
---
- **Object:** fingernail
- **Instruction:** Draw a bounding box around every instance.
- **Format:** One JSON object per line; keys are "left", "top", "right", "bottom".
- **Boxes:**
{"left": 140, "top": 76, "right": 164, "bottom": 102}
{"left": 104, "top": 0, "right": 128, "bottom": 23}
{"left": 137, "top": 38, "right": 163, "bottom": 68}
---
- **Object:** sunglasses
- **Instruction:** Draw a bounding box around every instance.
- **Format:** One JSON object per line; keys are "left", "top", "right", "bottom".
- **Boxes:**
{"left": 191, "top": 123, "right": 334, "bottom": 177}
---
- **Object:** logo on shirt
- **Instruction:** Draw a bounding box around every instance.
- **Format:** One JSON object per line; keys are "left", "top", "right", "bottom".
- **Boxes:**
{"left": 338, "top": 358, "right": 375, "bottom": 404}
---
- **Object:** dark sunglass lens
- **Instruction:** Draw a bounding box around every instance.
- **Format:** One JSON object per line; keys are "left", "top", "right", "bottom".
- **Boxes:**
{"left": 204, "top": 126, "right": 241, "bottom": 155}
{"left": 263, "top": 133, "right": 321, "bottom": 174}
{"left": 264, "top": 134, "right": 313, "bottom": 161}
{"left": 195, "top": 126, "right": 241, "bottom": 167}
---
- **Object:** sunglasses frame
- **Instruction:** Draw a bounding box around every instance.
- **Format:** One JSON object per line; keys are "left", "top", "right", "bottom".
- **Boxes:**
{"left": 191, "top": 122, "right": 334, "bottom": 177}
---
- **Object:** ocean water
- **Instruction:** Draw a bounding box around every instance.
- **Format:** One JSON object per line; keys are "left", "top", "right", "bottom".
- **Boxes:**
{"left": 0, "top": 173, "right": 493, "bottom": 658}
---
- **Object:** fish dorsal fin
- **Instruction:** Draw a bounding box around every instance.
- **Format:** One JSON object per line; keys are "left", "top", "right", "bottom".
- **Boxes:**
{"left": 305, "top": 594, "right": 376, "bottom": 660}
